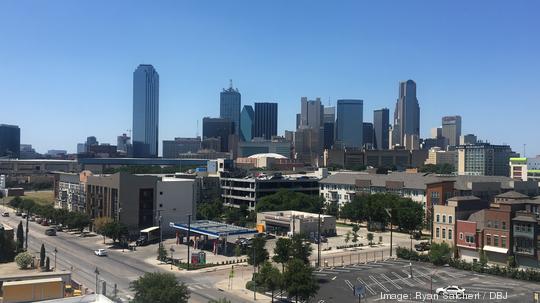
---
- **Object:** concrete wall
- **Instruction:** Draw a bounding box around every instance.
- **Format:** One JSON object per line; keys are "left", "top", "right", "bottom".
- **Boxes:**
{"left": 157, "top": 178, "right": 196, "bottom": 235}
{"left": 2, "top": 279, "right": 63, "bottom": 303}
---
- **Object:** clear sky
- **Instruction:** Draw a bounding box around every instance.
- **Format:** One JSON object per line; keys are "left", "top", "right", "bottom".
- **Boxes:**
{"left": 1, "top": 1, "right": 539, "bottom": 156}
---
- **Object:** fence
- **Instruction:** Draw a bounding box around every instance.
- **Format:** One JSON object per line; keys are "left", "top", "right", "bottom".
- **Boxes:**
{"left": 316, "top": 247, "right": 396, "bottom": 268}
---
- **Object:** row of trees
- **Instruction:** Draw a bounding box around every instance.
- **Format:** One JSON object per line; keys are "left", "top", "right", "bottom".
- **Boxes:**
{"left": 255, "top": 190, "right": 323, "bottom": 214}
{"left": 339, "top": 193, "right": 424, "bottom": 232}
{"left": 247, "top": 235, "right": 319, "bottom": 302}
{"left": 93, "top": 217, "right": 129, "bottom": 244}
{"left": 197, "top": 198, "right": 256, "bottom": 227}
{"left": 9, "top": 197, "right": 91, "bottom": 232}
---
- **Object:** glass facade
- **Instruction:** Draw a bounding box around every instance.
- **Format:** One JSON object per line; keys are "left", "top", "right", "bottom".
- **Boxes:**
{"left": 220, "top": 86, "right": 241, "bottom": 136}
{"left": 373, "top": 108, "right": 389, "bottom": 150}
{"left": 132, "top": 64, "right": 159, "bottom": 157}
{"left": 0, "top": 124, "right": 20, "bottom": 158}
{"left": 240, "top": 105, "right": 254, "bottom": 141}
{"left": 253, "top": 102, "right": 278, "bottom": 140}
{"left": 336, "top": 99, "right": 363, "bottom": 148}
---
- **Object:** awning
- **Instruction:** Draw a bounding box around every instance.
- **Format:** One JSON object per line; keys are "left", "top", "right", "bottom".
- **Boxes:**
{"left": 483, "top": 245, "right": 508, "bottom": 254}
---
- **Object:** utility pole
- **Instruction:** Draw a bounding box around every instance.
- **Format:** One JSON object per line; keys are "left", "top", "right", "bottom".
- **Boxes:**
{"left": 384, "top": 208, "right": 393, "bottom": 257}
{"left": 253, "top": 244, "right": 256, "bottom": 301}
{"left": 317, "top": 211, "right": 321, "bottom": 267}
{"left": 94, "top": 267, "right": 100, "bottom": 295}
{"left": 187, "top": 214, "right": 191, "bottom": 271}
{"left": 54, "top": 247, "right": 58, "bottom": 271}
{"left": 25, "top": 209, "right": 29, "bottom": 250}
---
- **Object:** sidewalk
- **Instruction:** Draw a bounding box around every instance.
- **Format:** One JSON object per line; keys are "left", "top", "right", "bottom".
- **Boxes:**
{"left": 213, "top": 265, "right": 273, "bottom": 303}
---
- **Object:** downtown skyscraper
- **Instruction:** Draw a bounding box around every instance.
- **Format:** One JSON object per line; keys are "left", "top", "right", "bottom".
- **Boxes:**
{"left": 373, "top": 108, "right": 389, "bottom": 149}
{"left": 335, "top": 99, "right": 363, "bottom": 149}
{"left": 220, "top": 81, "right": 241, "bottom": 137}
{"left": 392, "top": 80, "right": 420, "bottom": 147}
{"left": 132, "top": 64, "right": 159, "bottom": 158}
{"left": 442, "top": 115, "right": 462, "bottom": 147}
{"left": 253, "top": 102, "right": 278, "bottom": 140}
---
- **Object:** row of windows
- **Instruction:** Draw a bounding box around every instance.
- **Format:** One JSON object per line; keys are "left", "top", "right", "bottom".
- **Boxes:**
{"left": 321, "top": 185, "right": 424, "bottom": 196}
{"left": 486, "top": 234, "right": 507, "bottom": 248}
{"left": 486, "top": 220, "right": 507, "bottom": 230}
{"left": 435, "top": 214, "right": 453, "bottom": 224}
{"left": 435, "top": 227, "right": 453, "bottom": 240}
{"left": 515, "top": 223, "right": 533, "bottom": 233}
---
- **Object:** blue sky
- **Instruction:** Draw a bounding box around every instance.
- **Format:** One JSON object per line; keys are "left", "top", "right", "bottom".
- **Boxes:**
{"left": 1, "top": 1, "right": 539, "bottom": 156}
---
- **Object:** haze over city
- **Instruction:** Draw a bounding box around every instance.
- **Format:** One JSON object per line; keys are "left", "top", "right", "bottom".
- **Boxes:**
{"left": 1, "top": 0, "right": 539, "bottom": 155}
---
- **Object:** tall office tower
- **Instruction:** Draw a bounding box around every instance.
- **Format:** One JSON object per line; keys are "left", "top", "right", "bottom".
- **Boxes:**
{"left": 162, "top": 137, "right": 201, "bottom": 158}
{"left": 300, "top": 97, "right": 323, "bottom": 129}
{"left": 77, "top": 143, "right": 86, "bottom": 154}
{"left": 373, "top": 108, "right": 389, "bottom": 149}
{"left": 295, "top": 114, "right": 301, "bottom": 130}
{"left": 460, "top": 134, "right": 477, "bottom": 145}
{"left": 202, "top": 117, "right": 235, "bottom": 152}
{"left": 133, "top": 64, "right": 159, "bottom": 158}
{"left": 86, "top": 136, "right": 98, "bottom": 146}
{"left": 296, "top": 97, "right": 325, "bottom": 164}
{"left": 393, "top": 80, "right": 420, "bottom": 146}
{"left": 336, "top": 99, "right": 363, "bottom": 149}
{"left": 220, "top": 80, "right": 241, "bottom": 137}
{"left": 362, "top": 122, "right": 374, "bottom": 149}
{"left": 240, "top": 105, "right": 254, "bottom": 142}
{"left": 323, "top": 107, "right": 335, "bottom": 150}
{"left": 253, "top": 102, "right": 278, "bottom": 140}
{"left": 431, "top": 127, "right": 442, "bottom": 139}
{"left": 0, "top": 124, "right": 20, "bottom": 158}
{"left": 442, "top": 115, "right": 462, "bottom": 147}
{"left": 117, "top": 133, "right": 132, "bottom": 154}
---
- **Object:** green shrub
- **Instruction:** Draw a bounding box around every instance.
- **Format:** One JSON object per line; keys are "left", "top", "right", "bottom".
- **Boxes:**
{"left": 15, "top": 252, "right": 33, "bottom": 269}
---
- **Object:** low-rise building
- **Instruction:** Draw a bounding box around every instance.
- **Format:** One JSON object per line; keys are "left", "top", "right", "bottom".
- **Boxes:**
{"left": 456, "top": 210, "right": 485, "bottom": 262}
{"left": 54, "top": 171, "right": 92, "bottom": 212}
{"left": 510, "top": 156, "right": 540, "bottom": 182}
{"left": 256, "top": 210, "right": 336, "bottom": 236}
{"left": 221, "top": 173, "right": 319, "bottom": 210}
{"left": 85, "top": 172, "right": 196, "bottom": 234}
{"left": 457, "top": 143, "right": 517, "bottom": 176}
{"left": 424, "top": 147, "right": 458, "bottom": 168}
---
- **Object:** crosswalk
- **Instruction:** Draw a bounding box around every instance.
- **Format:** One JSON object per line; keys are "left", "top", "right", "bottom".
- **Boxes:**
{"left": 313, "top": 259, "right": 514, "bottom": 299}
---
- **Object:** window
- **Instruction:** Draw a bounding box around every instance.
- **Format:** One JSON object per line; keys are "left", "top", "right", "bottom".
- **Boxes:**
{"left": 502, "top": 221, "right": 506, "bottom": 230}
{"left": 460, "top": 232, "right": 464, "bottom": 240}
{"left": 486, "top": 235, "right": 491, "bottom": 245}
{"left": 449, "top": 216, "right": 453, "bottom": 224}
{"left": 516, "top": 224, "right": 521, "bottom": 232}
{"left": 501, "top": 237, "right": 507, "bottom": 248}
{"left": 442, "top": 215, "right": 446, "bottom": 223}
{"left": 494, "top": 235, "right": 499, "bottom": 247}
{"left": 466, "top": 235, "right": 475, "bottom": 244}
{"left": 448, "top": 229, "right": 452, "bottom": 240}
{"left": 436, "top": 228, "right": 440, "bottom": 238}
{"left": 487, "top": 220, "right": 492, "bottom": 228}
{"left": 494, "top": 221, "right": 499, "bottom": 229}
{"left": 442, "top": 228, "right": 446, "bottom": 239}
{"left": 436, "top": 214, "right": 440, "bottom": 223}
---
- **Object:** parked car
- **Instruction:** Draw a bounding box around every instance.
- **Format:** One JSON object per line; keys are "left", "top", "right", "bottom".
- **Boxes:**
{"left": 1, "top": 212, "right": 9, "bottom": 217}
{"left": 415, "top": 242, "right": 431, "bottom": 251}
{"left": 45, "top": 228, "right": 57, "bottom": 236}
{"left": 36, "top": 217, "right": 43, "bottom": 224}
{"left": 55, "top": 224, "right": 64, "bottom": 232}
{"left": 41, "top": 220, "right": 49, "bottom": 226}
{"left": 29, "top": 215, "right": 36, "bottom": 222}
{"left": 21, "top": 213, "right": 27, "bottom": 219}
{"left": 436, "top": 285, "right": 465, "bottom": 296}
{"left": 94, "top": 249, "right": 108, "bottom": 257}
{"left": 15, "top": 210, "right": 22, "bottom": 216}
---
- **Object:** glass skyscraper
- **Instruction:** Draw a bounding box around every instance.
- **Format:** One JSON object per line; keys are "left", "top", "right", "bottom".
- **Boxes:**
{"left": 253, "top": 102, "right": 278, "bottom": 140}
{"left": 393, "top": 80, "right": 420, "bottom": 146}
{"left": 240, "top": 105, "right": 254, "bottom": 142}
{"left": 132, "top": 64, "right": 159, "bottom": 158}
{"left": 336, "top": 99, "right": 363, "bottom": 149}
{"left": 0, "top": 124, "right": 20, "bottom": 158}
{"left": 220, "top": 82, "right": 241, "bottom": 137}
{"left": 373, "top": 108, "right": 389, "bottom": 149}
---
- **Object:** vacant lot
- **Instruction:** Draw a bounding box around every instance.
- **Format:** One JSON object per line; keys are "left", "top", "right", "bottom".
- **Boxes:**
{"left": 5, "top": 190, "right": 55, "bottom": 206}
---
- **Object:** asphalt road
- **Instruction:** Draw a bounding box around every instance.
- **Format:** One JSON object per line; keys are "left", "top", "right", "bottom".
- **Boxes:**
{"left": 0, "top": 211, "right": 252, "bottom": 303}
{"left": 313, "top": 258, "right": 539, "bottom": 303}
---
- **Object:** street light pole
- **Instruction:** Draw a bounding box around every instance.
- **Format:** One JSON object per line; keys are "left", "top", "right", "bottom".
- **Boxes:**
{"left": 25, "top": 209, "right": 30, "bottom": 250}
{"left": 317, "top": 211, "right": 321, "bottom": 267}
{"left": 53, "top": 247, "right": 58, "bottom": 271}
{"left": 94, "top": 267, "right": 100, "bottom": 295}
{"left": 186, "top": 214, "right": 191, "bottom": 271}
{"left": 253, "top": 244, "right": 256, "bottom": 301}
{"left": 384, "top": 208, "right": 393, "bottom": 257}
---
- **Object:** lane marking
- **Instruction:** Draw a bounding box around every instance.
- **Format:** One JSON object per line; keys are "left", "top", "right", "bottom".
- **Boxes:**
{"left": 370, "top": 275, "right": 389, "bottom": 292}
{"left": 344, "top": 279, "right": 354, "bottom": 291}
{"left": 357, "top": 278, "right": 376, "bottom": 295}
{"left": 381, "top": 273, "right": 402, "bottom": 290}
{"left": 392, "top": 272, "right": 414, "bottom": 286}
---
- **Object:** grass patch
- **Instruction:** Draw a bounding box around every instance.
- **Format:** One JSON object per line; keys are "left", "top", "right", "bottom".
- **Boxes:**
{"left": 177, "top": 262, "right": 220, "bottom": 270}
{"left": 6, "top": 191, "right": 55, "bottom": 206}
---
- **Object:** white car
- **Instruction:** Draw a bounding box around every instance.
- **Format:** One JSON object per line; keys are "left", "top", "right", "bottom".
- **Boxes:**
{"left": 94, "top": 249, "right": 108, "bottom": 256}
{"left": 436, "top": 285, "right": 465, "bottom": 296}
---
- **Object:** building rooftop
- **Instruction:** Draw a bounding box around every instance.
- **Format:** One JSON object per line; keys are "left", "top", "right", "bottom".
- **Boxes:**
{"left": 169, "top": 220, "right": 257, "bottom": 238}
{"left": 37, "top": 294, "right": 114, "bottom": 303}
{"left": 448, "top": 196, "right": 481, "bottom": 202}
{"left": 495, "top": 191, "right": 529, "bottom": 199}
{"left": 259, "top": 210, "right": 334, "bottom": 219}
{"left": 512, "top": 215, "right": 538, "bottom": 223}
{"left": 248, "top": 153, "right": 288, "bottom": 159}
{"left": 466, "top": 210, "right": 485, "bottom": 229}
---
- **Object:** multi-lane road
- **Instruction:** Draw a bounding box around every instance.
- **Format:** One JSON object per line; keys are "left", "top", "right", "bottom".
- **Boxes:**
{"left": 1, "top": 210, "right": 252, "bottom": 303}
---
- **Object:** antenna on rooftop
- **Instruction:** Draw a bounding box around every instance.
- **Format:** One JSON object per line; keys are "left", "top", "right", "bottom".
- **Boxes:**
{"left": 328, "top": 97, "right": 331, "bottom": 106}
{"left": 523, "top": 144, "right": 526, "bottom": 158}
{"left": 229, "top": 79, "right": 233, "bottom": 89}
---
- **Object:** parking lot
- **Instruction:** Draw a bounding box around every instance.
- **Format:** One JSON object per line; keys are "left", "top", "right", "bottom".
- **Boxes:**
{"left": 314, "top": 259, "right": 539, "bottom": 302}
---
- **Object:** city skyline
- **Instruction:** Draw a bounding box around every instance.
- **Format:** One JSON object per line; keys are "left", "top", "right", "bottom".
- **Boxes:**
{"left": 1, "top": 1, "right": 539, "bottom": 156}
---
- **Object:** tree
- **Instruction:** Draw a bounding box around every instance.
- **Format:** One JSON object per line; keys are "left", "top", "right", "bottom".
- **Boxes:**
{"left": 324, "top": 201, "right": 339, "bottom": 217}
{"left": 256, "top": 261, "right": 283, "bottom": 302}
{"left": 157, "top": 244, "right": 168, "bottom": 262}
{"left": 0, "top": 227, "right": 15, "bottom": 262}
{"left": 283, "top": 259, "right": 319, "bottom": 302}
{"left": 367, "top": 233, "right": 374, "bottom": 246}
{"left": 16, "top": 221, "right": 24, "bottom": 252}
{"left": 248, "top": 236, "right": 269, "bottom": 269}
{"left": 103, "top": 221, "right": 129, "bottom": 243}
{"left": 66, "top": 212, "right": 91, "bottom": 232}
{"left": 130, "top": 272, "right": 190, "bottom": 303}
{"left": 197, "top": 198, "right": 223, "bottom": 221}
{"left": 429, "top": 242, "right": 452, "bottom": 266}
{"left": 479, "top": 250, "right": 488, "bottom": 269}
{"left": 289, "top": 234, "right": 312, "bottom": 264}
{"left": 45, "top": 256, "right": 50, "bottom": 271}
{"left": 255, "top": 190, "right": 323, "bottom": 214}
{"left": 39, "top": 244, "right": 46, "bottom": 268}
{"left": 344, "top": 231, "right": 351, "bottom": 245}
{"left": 272, "top": 238, "right": 292, "bottom": 271}
{"left": 507, "top": 256, "right": 517, "bottom": 268}
{"left": 395, "top": 198, "right": 424, "bottom": 232}
{"left": 15, "top": 252, "right": 33, "bottom": 269}
{"left": 94, "top": 217, "right": 114, "bottom": 243}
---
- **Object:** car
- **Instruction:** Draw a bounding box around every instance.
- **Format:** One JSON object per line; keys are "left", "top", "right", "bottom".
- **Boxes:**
{"left": 15, "top": 211, "right": 22, "bottom": 216}
{"left": 41, "top": 220, "right": 49, "bottom": 226}
{"left": 29, "top": 215, "right": 36, "bottom": 222}
{"left": 1, "top": 212, "right": 9, "bottom": 217}
{"left": 21, "top": 213, "right": 27, "bottom": 219}
{"left": 436, "top": 285, "right": 465, "bottom": 296}
{"left": 94, "top": 249, "right": 108, "bottom": 256}
{"left": 45, "top": 228, "right": 57, "bottom": 236}
{"left": 415, "top": 242, "right": 431, "bottom": 251}
{"left": 36, "top": 217, "right": 43, "bottom": 224}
